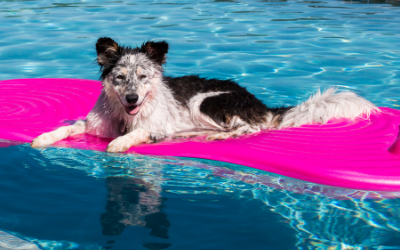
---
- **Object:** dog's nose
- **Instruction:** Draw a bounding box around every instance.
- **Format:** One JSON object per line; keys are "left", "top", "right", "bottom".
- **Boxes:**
{"left": 126, "top": 94, "right": 139, "bottom": 104}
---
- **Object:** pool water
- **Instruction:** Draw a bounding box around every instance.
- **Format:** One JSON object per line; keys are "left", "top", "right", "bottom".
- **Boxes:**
{"left": 1, "top": 0, "right": 400, "bottom": 249}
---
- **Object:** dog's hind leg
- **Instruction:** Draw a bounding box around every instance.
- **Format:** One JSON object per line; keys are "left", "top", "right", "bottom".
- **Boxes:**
{"left": 31, "top": 120, "right": 86, "bottom": 148}
{"left": 206, "top": 124, "right": 261, "bottom": 141}
{"left": 106, "top": 128, "right": 152, "bottom": 153}
{"left": 172, "top": 129, "right": 221, "bottom": 139}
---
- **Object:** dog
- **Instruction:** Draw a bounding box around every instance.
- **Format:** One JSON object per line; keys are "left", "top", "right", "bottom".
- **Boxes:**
{"left": 31, "top": 37, "right": 378, "bottom": 153}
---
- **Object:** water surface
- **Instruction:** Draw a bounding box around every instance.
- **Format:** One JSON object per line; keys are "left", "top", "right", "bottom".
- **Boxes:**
{"left": 1, "top": 0, "right": 400, "bottom": 249}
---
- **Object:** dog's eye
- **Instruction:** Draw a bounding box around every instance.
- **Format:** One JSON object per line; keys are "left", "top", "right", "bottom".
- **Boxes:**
{"left": 116, "top": 75, "right": 124, "bottom": 80}
{"left": 139, "top": 75, "right": 147, "bottom": 80}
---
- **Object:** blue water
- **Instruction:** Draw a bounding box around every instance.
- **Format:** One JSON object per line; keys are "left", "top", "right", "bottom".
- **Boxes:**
{"left": 1, "top": 0, "right": 400, "bottom": 249}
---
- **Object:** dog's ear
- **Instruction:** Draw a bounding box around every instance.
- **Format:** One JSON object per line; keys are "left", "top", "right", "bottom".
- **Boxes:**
{"left": 96, "top": 37, "right": 120, "bottom": 67}
{"left": 141, "top": 41, "right": 169, "bottom": 65}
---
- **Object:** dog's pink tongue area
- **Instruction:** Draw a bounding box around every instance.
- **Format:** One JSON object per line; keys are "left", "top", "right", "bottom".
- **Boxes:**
{"left": 129, "top": 105, "right": 140, "bottom": 115}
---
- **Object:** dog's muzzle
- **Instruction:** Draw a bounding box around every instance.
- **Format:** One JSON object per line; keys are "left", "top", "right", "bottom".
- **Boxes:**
{"left": 119, "top": 93, "right": 148, "bottom": 116}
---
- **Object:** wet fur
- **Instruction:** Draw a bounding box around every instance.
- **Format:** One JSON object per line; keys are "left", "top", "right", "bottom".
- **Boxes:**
{"left": 31, "top": 38, "right": 379, "bottom": 152}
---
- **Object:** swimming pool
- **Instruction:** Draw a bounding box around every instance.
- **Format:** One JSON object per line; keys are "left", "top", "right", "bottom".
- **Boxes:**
{"left": 1, "top": 0, "right": 400, "bottom": 249}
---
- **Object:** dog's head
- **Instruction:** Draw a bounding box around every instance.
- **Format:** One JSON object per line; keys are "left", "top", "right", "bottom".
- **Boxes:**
{"left": 96, "top": 37, "right": 168, "bottom": 116}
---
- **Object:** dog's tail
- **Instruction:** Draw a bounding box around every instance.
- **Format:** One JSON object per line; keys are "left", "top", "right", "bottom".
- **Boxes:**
{"left": 278, "top": 88, "right": 379, "bottom": 128}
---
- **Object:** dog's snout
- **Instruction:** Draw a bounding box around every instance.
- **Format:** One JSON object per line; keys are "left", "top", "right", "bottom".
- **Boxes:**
{"left": 126, "top": 94, "right": 139, "bottom": 104}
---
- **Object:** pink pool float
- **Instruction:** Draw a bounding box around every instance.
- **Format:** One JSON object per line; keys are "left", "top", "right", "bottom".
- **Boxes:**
{"left": 1, "top": 78, "right": 400, "bottom": 191}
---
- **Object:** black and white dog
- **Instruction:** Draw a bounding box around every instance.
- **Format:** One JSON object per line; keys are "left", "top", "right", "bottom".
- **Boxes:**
{"left": 31, "top": 37, "right": 378, "bottom": 152}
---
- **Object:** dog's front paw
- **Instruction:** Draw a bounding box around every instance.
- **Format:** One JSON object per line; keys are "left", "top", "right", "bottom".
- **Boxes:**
{"left": 106, "top": 136, "right": 133, "bottom": 153}
{"left": 31, "top": 133, "right": 56, "bottom": 148}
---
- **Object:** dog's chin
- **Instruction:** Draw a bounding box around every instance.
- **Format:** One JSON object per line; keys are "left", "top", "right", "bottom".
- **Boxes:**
{"left": 124, "top": 105, "right": 140, "bottom": 116}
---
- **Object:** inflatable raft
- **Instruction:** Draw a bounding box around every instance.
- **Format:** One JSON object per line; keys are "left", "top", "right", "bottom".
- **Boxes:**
{"left": 1, "top": 78, "right": 400, "bottom": 191}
